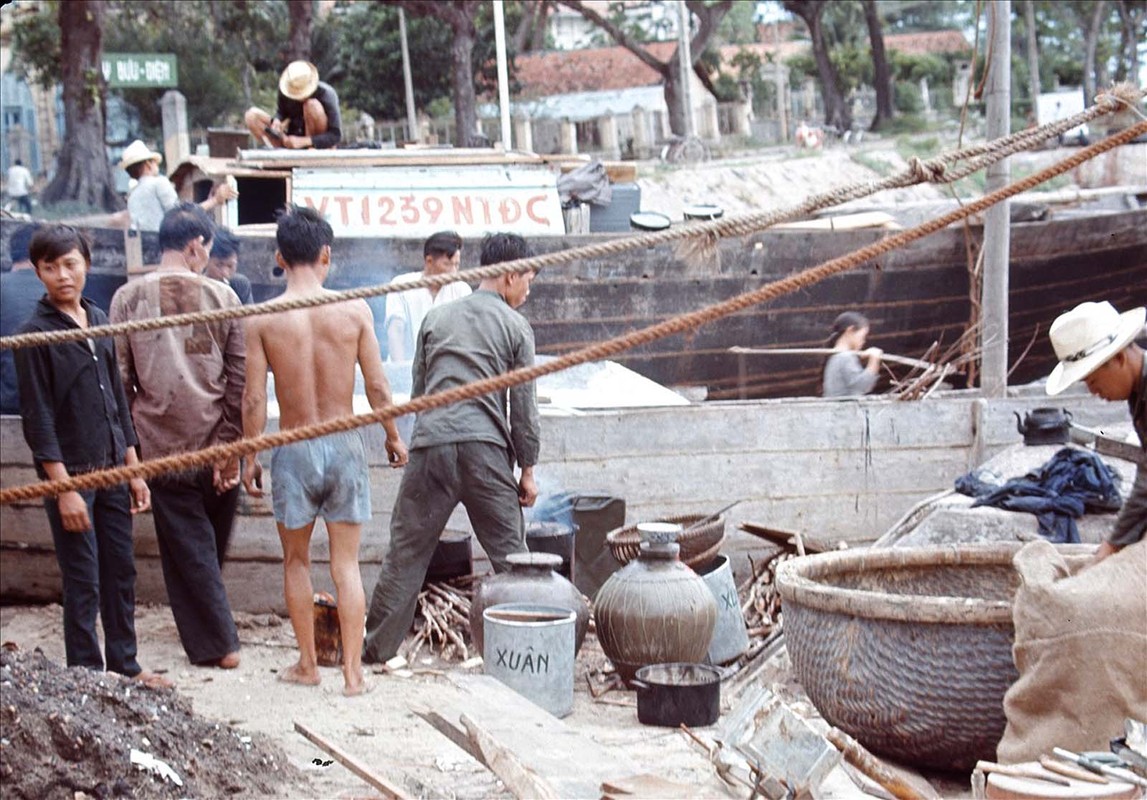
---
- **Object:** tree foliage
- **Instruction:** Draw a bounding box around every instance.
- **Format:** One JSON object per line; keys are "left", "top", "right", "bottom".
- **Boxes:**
{"left": 10, "top": 0, "right": 289, "bottom": 139}
{"left": 558, "top": 0, "right": 734, "bottom": 136}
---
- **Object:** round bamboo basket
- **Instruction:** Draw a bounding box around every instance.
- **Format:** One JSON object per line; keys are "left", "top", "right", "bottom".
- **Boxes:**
{"left": 776, "top": 543, "right": 1092, "bottom": 771}
{"left": 606, "top": 514, "right": 725, "bottom": 570}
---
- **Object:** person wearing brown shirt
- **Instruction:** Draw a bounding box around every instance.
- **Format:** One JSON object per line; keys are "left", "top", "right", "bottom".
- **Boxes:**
{"left": 241, "top": 205, "right": 407, "bottom": 696}
{"left": 109, "top": 203, "right": 245, "bottom": 670}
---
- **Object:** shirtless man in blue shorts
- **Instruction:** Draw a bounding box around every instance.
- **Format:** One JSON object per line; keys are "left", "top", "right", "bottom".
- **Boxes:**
{"left": 241, "top": 205, "right": 408, "bottom": 695}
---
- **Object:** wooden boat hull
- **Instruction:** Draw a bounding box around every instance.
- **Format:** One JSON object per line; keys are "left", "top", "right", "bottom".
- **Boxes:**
{"left": 2, "top": 203, "right": 1145, "bottom": 399}
{"left": 0, "top": 390, "right": 1131, "bottom": 612}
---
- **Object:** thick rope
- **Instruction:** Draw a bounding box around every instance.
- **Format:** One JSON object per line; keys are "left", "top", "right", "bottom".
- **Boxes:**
{"left": 2, "top": 83, "right": 1140, "bottom": 353}
{"left": 3, "top": 119, "right": 1143, "bottom": 507}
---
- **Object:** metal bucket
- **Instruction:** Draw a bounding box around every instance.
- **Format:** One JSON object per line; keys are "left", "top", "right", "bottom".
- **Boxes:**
{"left": 698, "top": 555, "right": 749, "bottom": 664}
{"left": 483, "top": 603, "right": 576, "bottom": 718}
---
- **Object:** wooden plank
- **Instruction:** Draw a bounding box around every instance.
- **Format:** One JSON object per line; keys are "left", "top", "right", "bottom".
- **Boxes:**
{"left": 460, "top": 713, "right": 561, "bottom": 800}
{"left": 411, "top": 708, "right": 487, "bottom": 767}
{"left": 293, "top": 720, "right": 411, "bottom": 800}
{"left": 600, "top": 773, "right": 706, "bottom": 798}
{"left": 439, "top": 674, "right": 640, "bottom": 800}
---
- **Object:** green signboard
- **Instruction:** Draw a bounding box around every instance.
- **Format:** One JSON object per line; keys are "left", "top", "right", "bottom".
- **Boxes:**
{"left": 102, "top": 53, "right": 178, "bottom": 88}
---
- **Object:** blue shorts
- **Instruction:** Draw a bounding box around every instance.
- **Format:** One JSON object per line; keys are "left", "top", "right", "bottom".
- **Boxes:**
{"left": 271, "top": 429, "right": 371, "bottom": 530}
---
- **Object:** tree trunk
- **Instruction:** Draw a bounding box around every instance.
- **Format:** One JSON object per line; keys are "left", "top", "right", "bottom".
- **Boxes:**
{"left": 41, "top": 0, "right": 122, "bottom": 212}
{"left": 556, "top": 0, "right": 730, "bottom": 137}
{"left": 1081, "top": 0, "right": 1106, "bottom": 103}
{"left": 398, "top": 1, "right": 482, "bottom": 147}
{"left": 862, "top": 0, "right": 894, "bottom": 130}
{"left": 530, "top": 1, "right": 551, "bottom": 51}
{"left": 785, "top": 1, "right": 850, "bottom": 130}
{"left": 450, "top": 10, "right": 479, "bottom": 145}
{"left": 664, "top": 54, "right": 686, "bottom": 135}
{"left": 1023, "top": 0, "right": 1040, "bottom": 121}
{"left": 287, "top": 0, "right": 314, "bottom": 63}
{"left": 514, "top": 0, "right": 551, "bottom": 54}
{"left": 1116, "top": 1, "right": 1143, "bottom": 86}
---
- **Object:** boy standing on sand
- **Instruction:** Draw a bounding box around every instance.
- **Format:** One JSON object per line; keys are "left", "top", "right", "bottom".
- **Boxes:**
{"left": 241, "top": 205, "right": 408, "bottom": 696}
{"left": 14, "top": 224, "right": 170, "bottom": 688}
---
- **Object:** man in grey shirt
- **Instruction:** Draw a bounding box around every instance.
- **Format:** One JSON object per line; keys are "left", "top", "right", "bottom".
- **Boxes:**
{"left": 364, "top": 233, "right": 540, "bottom": 663}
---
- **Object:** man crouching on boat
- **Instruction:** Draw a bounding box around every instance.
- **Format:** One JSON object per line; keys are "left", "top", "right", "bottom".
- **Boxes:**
{"left": 1045, "top": 301, "right": 1146, "bottom": 564}
{"left": 241, "top": 205, "right": 408, "bottom": 696}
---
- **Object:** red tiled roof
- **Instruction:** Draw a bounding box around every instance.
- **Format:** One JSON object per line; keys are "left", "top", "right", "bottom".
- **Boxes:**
{"left": 513, "top": 41, "right": 677, "bottom": 97}
{"left": 516, "top": 30, "right": 971, "bottom": 98}
{"left": 884, "top": 30, "right": 972, "bottom": 56}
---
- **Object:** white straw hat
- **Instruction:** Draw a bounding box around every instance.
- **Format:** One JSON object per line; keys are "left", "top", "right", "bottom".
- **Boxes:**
{"left": 1045, "top": 301, "right": 1146, "bottom": 395}
{"left": 118, "top": 139, "right": 162, "bottom": 170}
{"left": 279, "top": 61, "right": 319, "bottom": 101}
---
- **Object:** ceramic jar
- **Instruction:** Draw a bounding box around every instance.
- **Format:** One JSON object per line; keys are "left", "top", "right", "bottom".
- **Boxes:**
{"left": 470, "top": 552, "right": 590, "bottom": 656}
{"left": 593, "top": 542, "right": 717, "bottom": 686}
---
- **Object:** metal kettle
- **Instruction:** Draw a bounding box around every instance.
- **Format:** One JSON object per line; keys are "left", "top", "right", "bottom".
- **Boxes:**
{"left": 1015, "top": 407, "right": 1072, "bottom": 445}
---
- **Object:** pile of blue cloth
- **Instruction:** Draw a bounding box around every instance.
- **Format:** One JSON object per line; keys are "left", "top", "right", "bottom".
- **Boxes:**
{"left": 955, "top": 448, "right": 1123, "bottom": 543}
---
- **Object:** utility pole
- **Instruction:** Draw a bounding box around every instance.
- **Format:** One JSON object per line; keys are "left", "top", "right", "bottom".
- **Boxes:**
{"left": 677, "top": 0, "right": 695, "bottom": 138}
{"left": 399, "top": 7, "right": 418, "bottom": 143}
{"left": 981, "top": 0, "right": 1011, "bottom": 397}
{"left": 493, "top": 0, "right": 512, "bottom": 149}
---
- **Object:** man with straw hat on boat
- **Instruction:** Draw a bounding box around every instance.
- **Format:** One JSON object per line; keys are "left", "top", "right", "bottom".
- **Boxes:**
{"left": 119, "top": 140, "right": 236, "bottom": 232}
{"left": 1046, "top": 301, "right": 1146, "bottom": 563}
{"left": 244, "top": 61, "right": 342, "bottom": 150}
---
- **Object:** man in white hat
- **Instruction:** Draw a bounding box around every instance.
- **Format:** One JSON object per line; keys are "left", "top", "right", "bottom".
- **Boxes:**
{"left": 1046, "top": 301, "right": 1146, "bottom": 562}
{"left": 243, "top": 61, "right": 342, "bottom": 150}
{"left": 120, "top": 140, "right": 236, "bottom": 232}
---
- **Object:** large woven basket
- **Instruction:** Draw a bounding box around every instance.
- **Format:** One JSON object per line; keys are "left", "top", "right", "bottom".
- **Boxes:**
{"left": 776, "top": 543, "right": 1091, "bottom": 772}
{"left": 606, "top": 514, "right": 725, "bottom": 570}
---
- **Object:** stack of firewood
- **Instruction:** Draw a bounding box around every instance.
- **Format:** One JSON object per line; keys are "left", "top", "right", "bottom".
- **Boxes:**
{"left": 402, "top": 578, "right": 476, "bottom": 663}
{"left": 739, "top": 549, "right": 790, "bottom": 641}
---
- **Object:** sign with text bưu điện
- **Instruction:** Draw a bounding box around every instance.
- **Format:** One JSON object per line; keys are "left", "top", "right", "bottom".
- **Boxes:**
{"left": 102, "top": 53, "right": 178, "bottom": 88}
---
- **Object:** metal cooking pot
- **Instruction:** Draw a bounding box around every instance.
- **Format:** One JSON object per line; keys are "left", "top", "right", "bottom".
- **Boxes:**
{"left": 632, "top": 663, "right": 721, "bottom": 727}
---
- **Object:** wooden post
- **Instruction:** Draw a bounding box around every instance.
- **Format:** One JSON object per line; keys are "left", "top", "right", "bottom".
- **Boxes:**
{"left": 399, "top": 8, "right": 419, "bottom": 143}
{"left": 160, "top": 91, "right": 189, "bottom": 175}
{"left": 493, "top": 0, "right": 512, "bottom": 149}
{"left": 981, "top": 0, "right": 1011, "bottom": 398}
{"left": 677, "top": 0, "right": 695, "bottom": 138}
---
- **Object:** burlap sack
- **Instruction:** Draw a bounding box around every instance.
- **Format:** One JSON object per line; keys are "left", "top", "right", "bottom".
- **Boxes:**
{"left": 997, "top": 539, "right": 1147, "bottom": 763}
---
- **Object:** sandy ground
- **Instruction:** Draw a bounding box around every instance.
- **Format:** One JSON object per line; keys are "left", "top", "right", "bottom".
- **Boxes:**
{"left": 0, "top": 602, "right": 745, "bottom": 799}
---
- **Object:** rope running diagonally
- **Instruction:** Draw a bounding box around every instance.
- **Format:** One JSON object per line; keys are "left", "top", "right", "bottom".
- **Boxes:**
{"left": 1, "top": 83, "right": 1141, "bottom": 353}
{"left": 3, "top": 118, "right": 1144, "bottom": 507}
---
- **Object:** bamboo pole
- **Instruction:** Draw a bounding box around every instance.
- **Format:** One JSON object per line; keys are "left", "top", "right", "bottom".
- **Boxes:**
{"left": 728, "top": 346, "right": 937, "bottom": 370}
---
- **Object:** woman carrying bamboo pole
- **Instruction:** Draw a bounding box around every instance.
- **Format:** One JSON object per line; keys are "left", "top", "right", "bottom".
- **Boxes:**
{"left": 822, "top": 311, "right": 883, "bottom": 398}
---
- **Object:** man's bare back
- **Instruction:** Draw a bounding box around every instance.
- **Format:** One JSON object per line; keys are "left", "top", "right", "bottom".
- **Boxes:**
{"left": 250, "top": 291, "right": 376, "bottom": 430}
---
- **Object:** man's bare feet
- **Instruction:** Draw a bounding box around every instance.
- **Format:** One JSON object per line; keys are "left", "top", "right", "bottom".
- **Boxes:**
{"left": 277, "top": 662, "right": 321, "bottom": 686}
{"left": 132, "top": 670, "right": 175, "bottom": 690}
{"left": 216, "top": 652, "right": 240, "bottom": 669}
{"left": 343, "top": 676, "right": 372, "bottom": 697}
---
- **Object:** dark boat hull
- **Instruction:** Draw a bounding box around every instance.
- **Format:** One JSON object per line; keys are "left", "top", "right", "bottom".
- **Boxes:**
{"left": 3, "top": 205, "right": 1145, "bottom": 398}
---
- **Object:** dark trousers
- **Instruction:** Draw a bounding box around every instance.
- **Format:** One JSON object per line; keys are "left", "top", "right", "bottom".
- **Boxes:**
{"left": 149, "top": 469, "right": 240, "bottom": 664}
{"left": 364, "top": 441, "right": 528, "bottom": 662}
{"left": 45, "top": 484, "right": 141, "bottom": 677}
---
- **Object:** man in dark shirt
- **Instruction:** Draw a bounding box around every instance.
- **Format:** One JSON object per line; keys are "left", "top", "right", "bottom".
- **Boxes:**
{"left": 1, "top": 222, "right": 42, "bottom": 414}
{"left": 1046, "top": 301, "right": 1146, "bottom": 562}
{"left": 206, "top": 228, "right": 254, "bottom": 305}
{"left": 365, "top": 233, "right": 541, "bottom": 664}
{"left": 243, "top": 61, "right": 341, "bottom": 150}
{"left": 14, "top": 224, "right": 169, "bottom": 687}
